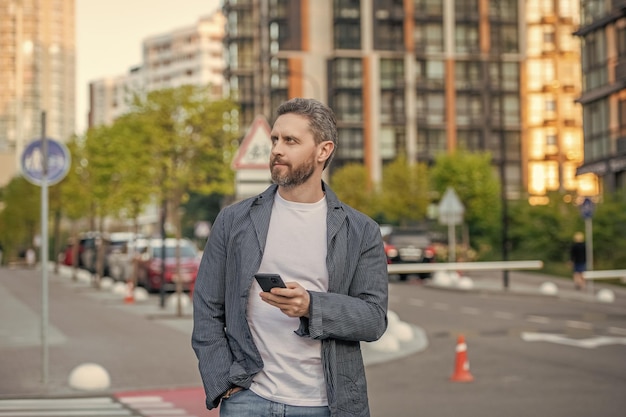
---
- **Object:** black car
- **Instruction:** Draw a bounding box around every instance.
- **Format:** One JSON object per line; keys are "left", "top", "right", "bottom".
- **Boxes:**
{"left": 381, "top": 226, "right": 435, "bottom": 281}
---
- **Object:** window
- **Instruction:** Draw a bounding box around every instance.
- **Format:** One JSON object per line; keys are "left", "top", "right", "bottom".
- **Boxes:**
{"left": 455, "top": 61, "right": 482, "bottom": 90}
{"left": 332, "top": 58, "right": 362, "bottom": 88}
{"left": 380, "top": 58, "right": 404, "bottom": 89}
{"left": 416, "top": 93, "right": 444, "bottom": 124}
{"left": 455, "top": 23, "right": 479, "bottom": 54}
{"left": 490, "top": 23, "right": 518, "bottom": 53}
{"left": 581, "top": 31, "right": 608, "bottom": 90}
{"left": 380, "top": 90, "right": 405, "bottom": 123}
{"left": 337, "top": 128, "right": 364, "bottom": 159}
{"left": 455, "top": 94, "right": 482, "bottom": 127}
{"left": 583, "top": 98, "right": 610, "bottom": 161}
{"left": 335, "top": 91, "right": 363, "bottom": 122}
{"left": 415, "top": 59, "right": 444, "bottom": 88}
{"left": 414, "top": 0, "right": 442, "bottom": 15}
{"left": 414, "top": 23, "right": 443, "bottom": 53}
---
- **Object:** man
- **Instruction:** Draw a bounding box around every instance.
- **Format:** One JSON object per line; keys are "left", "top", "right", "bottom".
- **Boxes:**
{"left": 192, "top": 98, "right": 388, "bottom": 417}
{"left": 570, "top": 232, "right": 586, "bottom": 290}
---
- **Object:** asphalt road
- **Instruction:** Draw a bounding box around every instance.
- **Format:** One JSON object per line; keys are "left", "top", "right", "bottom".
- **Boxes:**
{"left": 1, "top": 265, "right": 625, "bottom": 417}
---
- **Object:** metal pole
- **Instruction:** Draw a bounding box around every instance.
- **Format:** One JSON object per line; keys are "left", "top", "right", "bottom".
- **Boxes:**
{"left": 40, "top": 111, "right": 49, "bottom": 385}
{"left": 448, "top": 224, "right": 456, "bottom": 262}
{"left": 585, "top": 217, "right": 594, "bottom": 294}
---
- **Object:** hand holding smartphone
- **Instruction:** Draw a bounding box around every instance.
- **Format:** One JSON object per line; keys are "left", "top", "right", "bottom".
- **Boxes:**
{"left": 254, "top": 273, "right": 286, "bottom": 292}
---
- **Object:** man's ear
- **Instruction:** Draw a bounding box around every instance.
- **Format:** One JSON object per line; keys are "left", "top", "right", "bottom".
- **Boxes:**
{"left": 318, "top": 141, "right": 334, "bottom": 164}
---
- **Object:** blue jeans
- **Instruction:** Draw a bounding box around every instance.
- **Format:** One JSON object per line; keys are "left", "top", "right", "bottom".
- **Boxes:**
{"left": 219, "top": 389, "right": 331, "bottom": 417}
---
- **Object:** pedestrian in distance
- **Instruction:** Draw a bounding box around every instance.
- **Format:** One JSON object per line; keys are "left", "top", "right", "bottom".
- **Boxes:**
{"left": 570, "top": 232, "right": 586, "bottom": 290}
{"left": 192, "top": 98, "right": 389, "bottom": 417}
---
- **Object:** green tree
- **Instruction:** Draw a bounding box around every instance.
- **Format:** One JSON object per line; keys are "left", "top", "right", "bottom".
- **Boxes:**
{"left": 329, "top": 163, "right": 378, "bottom": 217}
{"left": 378, "top": 155, "right": 430, "bottom": 225}
{"left": 430, "top": 150, "right": 500, "bottom": 252}
{"left": 0, "top": 177, "right": 40, "bottom": 262}
{"left": 590, "top": 192, "right": 626, "bottom": 270}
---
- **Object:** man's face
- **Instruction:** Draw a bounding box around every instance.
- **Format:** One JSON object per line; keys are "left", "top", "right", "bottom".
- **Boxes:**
{"left": 269, "top": 113, "right": 319, "bottom": 189}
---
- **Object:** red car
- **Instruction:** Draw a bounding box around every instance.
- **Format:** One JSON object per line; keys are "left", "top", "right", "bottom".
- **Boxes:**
{"left": 136, "top": 238, "right": 200, "bottom": 293}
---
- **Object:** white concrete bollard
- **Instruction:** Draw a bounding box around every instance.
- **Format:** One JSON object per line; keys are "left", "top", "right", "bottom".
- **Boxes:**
{"left": 68, "top": 363, "right": 111, "bottom": 391}
{"left": 432, "top": 271, "right": 453, "bottom": 287}
{"left": 389, "top": 320, "right": 414, "bottom": 342}
{"left": 111, "top": 281, "right": 126, "bottom": 295}
{"left": 370, "top": 331, "right": 400, "bottom": 352}
{"left": 133, "top": 287, "right": 150, "bottom": 302}
{"left": 596, "top": 288, "right": 615, "bottom": 303}
{"left": 540, "top": 282, "right": 558, "bottom": 295}
{"left": 99, "top": 277, "right": 113, "bottom": 290}
{"left": 166, "top": 293, "right": 191, "bottom": 310}
{"left": 457, "top": 276, "right": 474, "bottom": 290}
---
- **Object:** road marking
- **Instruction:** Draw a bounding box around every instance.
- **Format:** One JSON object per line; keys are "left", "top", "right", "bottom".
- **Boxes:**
{"left": 526, "top": 315, "right": 551, "bottom": 324}
{"left": 494, "top": 311, "right": 514, "bottom": 320}
{"left": 0, "top": 397, "right": 139, "bottom": 416}
{"left": 460, "top": 307, "right": 480, "bottom": 315}
{"left": 521, "top": 332, "right": 626, "bottom": 349}
{"left": 408, "top": 298, "right": 425, "bottom": 307}
{"left": 566, "top": 320, "right": 593, "bottom": 330}
{"left": 608, "top": 327, "right": 626, "bottom": 336}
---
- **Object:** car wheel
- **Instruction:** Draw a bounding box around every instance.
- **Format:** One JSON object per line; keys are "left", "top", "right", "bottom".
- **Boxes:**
{"left": 399, "top": 274, "right": 409, "bottom": 282}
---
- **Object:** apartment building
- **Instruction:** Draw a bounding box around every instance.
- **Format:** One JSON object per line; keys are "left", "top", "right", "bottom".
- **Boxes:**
{"left": 574, "top": 0, "right": 626, "bottom": 194}
{"left": 88, "top": 11, "right": 225, "bottom": 128}
{"left": 223, "top": 0, "right": 591, "bottom": 201}
{"left": 525, "top": 0, "right": 594, "bottom": 204}
{"left": 0, "top": 0, "right": 75, "bottom": 186}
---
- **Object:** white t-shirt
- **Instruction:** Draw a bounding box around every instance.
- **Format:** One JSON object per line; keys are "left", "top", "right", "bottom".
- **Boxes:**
{"left": 247, "top": 192, "right": 329, "bottom": 406}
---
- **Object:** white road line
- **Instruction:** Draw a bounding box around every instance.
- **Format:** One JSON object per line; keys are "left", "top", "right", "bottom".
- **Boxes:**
{"left": 493, "top": 311, "right": 514, "bottom": 320}
{"left": 460, "top": 307, "right": 480, "bottom": 315}
{"left": 408, "top": 298, "right": 425, "bottom": 307}
{"left": 566, "top": 320, "right": 593, "bottom": 330}
{"left": 526, "top": 315, "right": 551, "bottom": 324}
{"left": 608, "top": 327, "right": 626, "bottom": 336}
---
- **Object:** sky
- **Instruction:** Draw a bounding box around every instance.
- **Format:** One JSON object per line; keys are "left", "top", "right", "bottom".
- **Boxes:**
{"left": 75, "top": 0, "right": 220, "bottom": 134}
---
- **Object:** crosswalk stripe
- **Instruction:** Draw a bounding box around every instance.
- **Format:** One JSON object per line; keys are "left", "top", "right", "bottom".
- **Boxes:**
{"left": 0, "top": 397, "right": 142, "bottom": 417}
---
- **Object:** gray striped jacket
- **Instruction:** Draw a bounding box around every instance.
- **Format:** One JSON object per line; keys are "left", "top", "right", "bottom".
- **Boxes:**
{"left": 192, "top": 182, "right": 388, "bottom": 416}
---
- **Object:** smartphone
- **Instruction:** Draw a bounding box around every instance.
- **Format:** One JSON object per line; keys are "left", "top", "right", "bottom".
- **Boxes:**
{"left": 254, "top": 273, "right": 286, "bottom": 292}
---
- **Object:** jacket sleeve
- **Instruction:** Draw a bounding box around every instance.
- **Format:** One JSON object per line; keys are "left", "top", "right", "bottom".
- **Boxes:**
{"left": 191, "top": 211, "right": 234, "bottom": 409}
{"left": 296, "top": 218, "right": 388, "bottom": 342}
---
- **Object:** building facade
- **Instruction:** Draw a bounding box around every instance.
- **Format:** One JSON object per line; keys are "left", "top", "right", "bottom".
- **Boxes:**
{"left": 88, "top": 11, "right": 225, "bottom": 129}
{"left": 574, "top": 0, "right": 626, "bottom": 194}
{"left": 223, "top": 0, "right": 590, "bottom": 201}
{"left": 0, "top": 0, "right": 75, "bottom": 186}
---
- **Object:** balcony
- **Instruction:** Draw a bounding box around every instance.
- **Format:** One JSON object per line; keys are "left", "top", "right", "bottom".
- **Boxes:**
{"left": 615, "top": 58, "right": 626, "bottom": 82}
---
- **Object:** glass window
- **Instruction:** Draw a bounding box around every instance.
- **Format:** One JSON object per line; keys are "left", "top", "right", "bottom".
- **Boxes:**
{"left": 337, "top": 128, "right": 364, "bottom": 159}
{"left": 457, "top": 129, "right": 482, "bottom": 151}
{"left": 455, "top": 61, "right": 482, "bottom": 89}
{"left": 583, "top": 98, "right": 610, "bottom": 160}
{"left": 455, "top": 94, "right": 482, "bottom": 127}
{"left": 334, "top": 21, "right": 361, "bottom": 49}
{"left": 414, "top": 0, "right": 442, "bottom": 15}
{"left": 380, "top": 59, "right": 404, "bottom": 89}
{"left": 380, "top": 90, "right": 406, "bottom": 123}
{"left": 332, "top": 58, "right": 362, "bottom": 88}
{"left": 335, "top": 91, "right": 363, "bottom": 122}
{"left": 374, "top": 20, "right": 404, "bottom": 51}
{"left": 455, "top": 23, "right": 480, "bottom": 54}
{"left": 416, "top": 93, "right": 444, "bottom": 124}
{"left": 414, "top": 23, "right": 443, "bottom": 53}
{"left": 490, "top": 23, "right": 519, "bottom": 53}
{"left": 581, "top": 31, "right": 608, "bottom": 90}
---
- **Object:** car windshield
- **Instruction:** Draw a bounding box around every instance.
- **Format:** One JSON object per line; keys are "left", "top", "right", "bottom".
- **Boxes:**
{"left": 151, "top": 245, "right": 197, "bottom": 258}
{"left": 388, "top": 234, "right": 430, "bottom": 247}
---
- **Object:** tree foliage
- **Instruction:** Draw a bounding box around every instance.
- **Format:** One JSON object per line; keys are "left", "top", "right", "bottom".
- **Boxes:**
{"left": 329, "top": 163, "right": 377, "bottom": 217}
{"left": 379, "top": 155, "right": 430, "bottom": 225}
{"left": 0, "top": 177, "right": 40, "bottom": 261}
{"left": 430, "top": 149, "right": 501, "bottom": 246}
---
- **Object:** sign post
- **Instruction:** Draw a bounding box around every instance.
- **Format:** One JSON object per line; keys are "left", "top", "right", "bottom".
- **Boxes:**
{"left": 20, "top": 112, "right": 70, "bottom": 386}
{"left": 438, "top": 187, "right": 465, "bottom": 262}
{"left": 579, "top": 197, "right": 595, "bottom": 293}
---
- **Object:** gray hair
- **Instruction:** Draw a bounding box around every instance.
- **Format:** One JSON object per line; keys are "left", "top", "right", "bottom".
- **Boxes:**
{"left": 276, "top": 98, "right": 337, "bottom": 169}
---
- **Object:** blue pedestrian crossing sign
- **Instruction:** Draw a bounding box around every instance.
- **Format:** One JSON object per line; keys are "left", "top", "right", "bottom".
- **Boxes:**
{"left": 579, "top": 197, "right": 595, "bottom": 220}
{"left": 20, "top": 138, "right": 71, "bottom": 186}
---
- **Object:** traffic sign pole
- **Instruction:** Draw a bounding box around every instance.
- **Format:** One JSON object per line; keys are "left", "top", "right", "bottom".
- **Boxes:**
{"left": 40, "top": 112, "right": 49, "bottom": 386}
{"left": 20, "top": 112, "right": 70, "bottom": 387}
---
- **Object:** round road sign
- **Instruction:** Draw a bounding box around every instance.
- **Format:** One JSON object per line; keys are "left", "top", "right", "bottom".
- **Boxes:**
{"left": 20, "top": 138, "right": 71, "bottom": 186}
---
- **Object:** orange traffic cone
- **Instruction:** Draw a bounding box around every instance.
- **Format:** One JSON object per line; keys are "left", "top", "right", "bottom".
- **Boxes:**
{"left": 124, "top": 281, "right": 135, "bottom": 304}
{"left": 450, "top": 334, "right": 474, "bottom": 382}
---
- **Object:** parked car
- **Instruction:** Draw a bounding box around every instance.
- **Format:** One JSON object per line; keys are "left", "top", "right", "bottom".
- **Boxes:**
{"left": 136, "top": 238, "right": 200, "bottom": 293}
{"left": 380, "top": 226, "right": 435, "bottom": 281}
{"left": 61, "top": 232, "right": 103, "bottom": 273}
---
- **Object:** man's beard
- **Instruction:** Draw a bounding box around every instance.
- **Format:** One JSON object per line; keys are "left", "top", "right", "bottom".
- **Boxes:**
{"left": 271, "top": 155, "right": 316, "bottom": 188}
